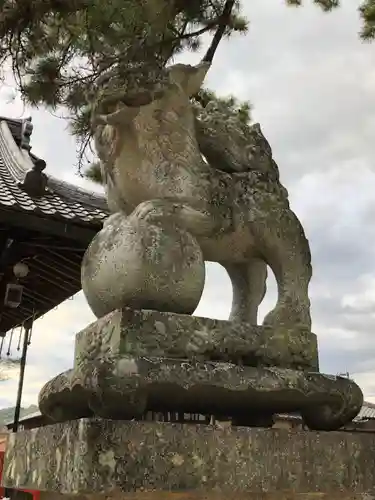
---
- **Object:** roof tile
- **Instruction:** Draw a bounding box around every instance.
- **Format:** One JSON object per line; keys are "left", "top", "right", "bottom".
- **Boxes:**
{"left": 0, "top": 119, "right": 108, "bottom": 227}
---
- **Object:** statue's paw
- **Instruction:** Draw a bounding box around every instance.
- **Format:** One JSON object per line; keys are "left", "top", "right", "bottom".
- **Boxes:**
{"left": 263, "top": 302, "right": 311, "bottom": 331}
{"left": 131, "top": 200, "right": 175, "bottom": 225}
{"left": 131, "top": 199, "right": 221, "bottom": 237}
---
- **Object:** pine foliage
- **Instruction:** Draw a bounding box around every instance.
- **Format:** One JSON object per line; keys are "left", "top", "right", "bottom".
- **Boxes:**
{"left": 0, "top": 0, "right": 248, "bottom": 169}
{"left": 0, "top": 0, "right": 373, "bottom": 176}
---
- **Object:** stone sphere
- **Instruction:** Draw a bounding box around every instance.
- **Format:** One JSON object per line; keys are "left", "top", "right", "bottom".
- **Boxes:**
{"left": 81, "top": 213, "right": 205, "bottom": 318}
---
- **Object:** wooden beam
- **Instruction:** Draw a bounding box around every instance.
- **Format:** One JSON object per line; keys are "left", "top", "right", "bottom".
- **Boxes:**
{"left": 0, "top": 207, "right": 101, "bottom": 244}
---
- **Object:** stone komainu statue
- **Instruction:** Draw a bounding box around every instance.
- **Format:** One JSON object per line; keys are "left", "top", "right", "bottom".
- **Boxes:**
{"left": 92, "top": 62, "right": 312, "bottom": 330}
{"left": 41, "top": 64, "right": 363, "bottom": 434}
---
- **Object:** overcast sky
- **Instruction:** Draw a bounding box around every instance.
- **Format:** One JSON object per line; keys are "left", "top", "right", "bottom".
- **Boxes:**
{"left": 1, "top": 0, "right": 375, "bottom": 410}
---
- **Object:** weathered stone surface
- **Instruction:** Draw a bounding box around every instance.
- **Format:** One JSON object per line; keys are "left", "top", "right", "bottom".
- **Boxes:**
{"left": 81, "top": 215, "right": 205, "bottom": 318}
{"left": 39, "top": 356, "right": 362, "bottom": 431}
{"left": 4, "top": 419, "right": 375, "bottom": 495}
{"left": 37, "top": 493, "right": 375, "bottom": 500}
{"left": 92, "top": 61, "right": 312, "bottom": 329}
{"left": 74, "top": 308, "right": 318, "bottom": 371}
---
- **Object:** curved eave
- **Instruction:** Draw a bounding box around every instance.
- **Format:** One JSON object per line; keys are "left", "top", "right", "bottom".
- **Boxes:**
{"left": 0, "top": 121, "right": 108, "bottom": 229}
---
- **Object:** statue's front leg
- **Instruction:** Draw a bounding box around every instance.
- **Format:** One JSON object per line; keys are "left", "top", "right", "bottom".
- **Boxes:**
{"left": 130, "top": 198, "right": 230, "bottom": 237}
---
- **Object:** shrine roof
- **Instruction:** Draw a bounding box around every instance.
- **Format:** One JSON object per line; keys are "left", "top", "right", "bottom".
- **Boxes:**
{"left": 0, "top": 117, "right": 108, "bottom": 227}
{"left": 0, "top": 116, "right": 109, "bottom": 335}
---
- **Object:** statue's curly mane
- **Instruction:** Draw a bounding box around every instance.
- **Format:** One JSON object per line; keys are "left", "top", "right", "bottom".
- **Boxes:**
{"left": 193, "top": 101, "right": 289, "bottom": 202}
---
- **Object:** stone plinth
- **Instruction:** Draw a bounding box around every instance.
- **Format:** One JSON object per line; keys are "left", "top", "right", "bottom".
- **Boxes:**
{"left": 3, "top": 419, "right": 375, "bottom": 498}
{"left": 35, "top": 308, "right": 362, "bottom": 431}
{"left": 36, "top": 308, "right": 362, "bottom": 431}
{"left": 73, "top": 308, "right": 319, "bottom": 371}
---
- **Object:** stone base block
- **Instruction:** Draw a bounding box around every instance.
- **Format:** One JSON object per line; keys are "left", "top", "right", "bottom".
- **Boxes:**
{"left": 33, "top": 493, "right": 375, "bottom": 500}
{"left": 3, "top": 419, "right": 375, "bottom": 497}
{"left": 39, "top": 357, "right": 363, "bottom": 431}
{"left": 74, "top": 308, "right": 318, "bottom": 371}
{"left": 37, "top": 308, "right": 362, "bottom": 431}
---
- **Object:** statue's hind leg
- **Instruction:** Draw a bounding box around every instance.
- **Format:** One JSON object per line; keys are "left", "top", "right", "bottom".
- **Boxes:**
{"left": 225, "top": 258, "right": 267, "bottom": 325}
{"left": 252, "top": 209, "right": 312, "bottom": 330}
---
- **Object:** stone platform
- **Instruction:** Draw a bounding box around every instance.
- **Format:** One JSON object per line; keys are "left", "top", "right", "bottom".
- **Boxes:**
{"left": 3, "top": 418, "right": 375, "bottom": 498}
{"left": 39, "top": 359, "right": 363, "bottom": 430}
{"left": 73, "top": 308, "right": 319, "bottom": 371}
{"left": 36, "top": 308, "right": 363, "bottom": 431}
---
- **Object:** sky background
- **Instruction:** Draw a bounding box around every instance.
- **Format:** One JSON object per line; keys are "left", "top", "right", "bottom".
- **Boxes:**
{"left": 1, "top": 0, "right": 375, "bottom": 409}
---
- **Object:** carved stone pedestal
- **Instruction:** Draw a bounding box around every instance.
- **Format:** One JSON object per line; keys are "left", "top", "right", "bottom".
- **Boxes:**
{"left": 37, "top": 308, "right": 362, "bottom": 431}
{"left": 3, "top": 418, "right": 375, "bottom": 499}
{"left": 2, "top": 308, "right": 366, "bottom": 499}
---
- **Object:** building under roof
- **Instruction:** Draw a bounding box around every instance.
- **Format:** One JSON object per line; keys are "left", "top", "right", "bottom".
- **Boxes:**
{"left": 275, "top": 401, "right": 375, "bottom": 428}
{"left": 0, "top": 116, "right": 108, "bottom": 336}
{"left": 356, "top": 400, "right": 375, "bottom": 421}
{"left": 5, "top": 401, "right": 375, "bottom": 433}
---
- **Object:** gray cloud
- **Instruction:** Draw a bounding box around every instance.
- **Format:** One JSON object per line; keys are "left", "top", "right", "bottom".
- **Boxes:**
{"left": 207, "top": 0, "right": 375, "bottom": 184}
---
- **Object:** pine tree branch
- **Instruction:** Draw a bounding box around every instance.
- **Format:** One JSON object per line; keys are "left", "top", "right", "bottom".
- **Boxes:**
{"left": 203, "top": 0, "right": 236, "bottom": 63}
{"left": 175, "top": 21, "right": 220, "bottom": 40}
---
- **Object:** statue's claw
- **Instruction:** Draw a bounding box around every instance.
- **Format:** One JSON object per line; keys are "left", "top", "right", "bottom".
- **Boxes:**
{"left": 131, "top": 200, "right": 172, "bottom": 225}
{"left": 130, "top": 199, "right": 221, "bottom": 238}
